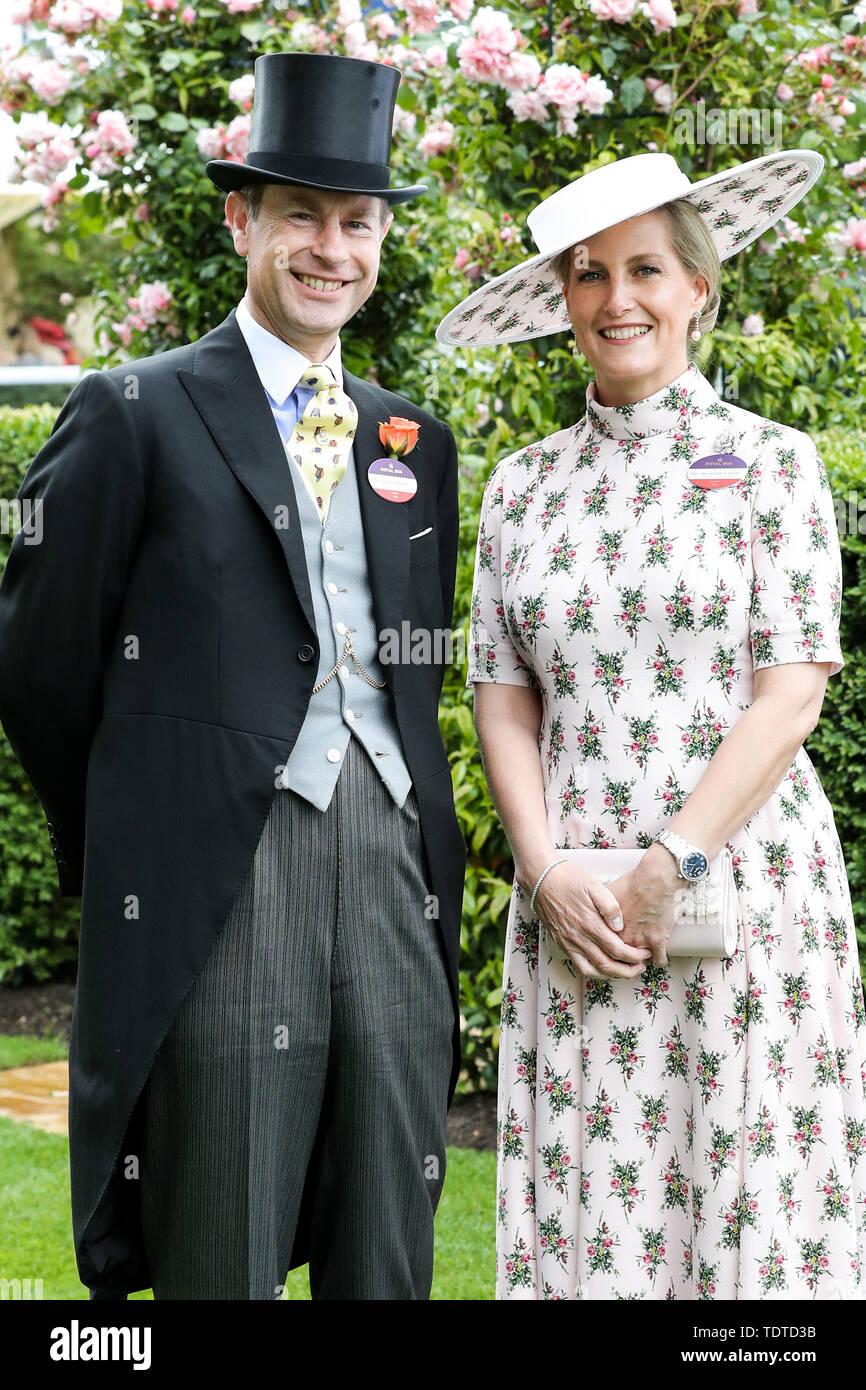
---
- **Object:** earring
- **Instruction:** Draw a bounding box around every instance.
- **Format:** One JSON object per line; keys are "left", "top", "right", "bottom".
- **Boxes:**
{"left": 690, "top": 310, "right": 702, "bottom": 343}
{"left": 571, "top": 338, "right": 583, "bottom": 359}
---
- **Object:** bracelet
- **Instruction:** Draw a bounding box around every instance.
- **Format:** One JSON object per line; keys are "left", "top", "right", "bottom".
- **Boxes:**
{"left": 528, "top": 858, "right": 568, "bottom": 915}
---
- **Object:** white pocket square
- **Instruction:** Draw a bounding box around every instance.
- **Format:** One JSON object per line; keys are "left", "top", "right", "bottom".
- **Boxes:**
{"left": 408, "top": 526, "right": 433, "bottom": 540}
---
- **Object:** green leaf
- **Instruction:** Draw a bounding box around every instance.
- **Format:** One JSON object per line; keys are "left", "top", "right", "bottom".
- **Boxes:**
{"left": 159, "top": 112, "right": 190, "bottom": 132}
{"left": 618, "top": 76, "right": 645, "bottom": 114}
{"left": 727, "top": 22, "right": 748, "bottom": 42}
{"left": 130, "top": 103, "right": 157, "bottom": 120}
{"left": 159, "top": 51, "right": 183, "bottom": 72}
{"left": 239, "top": 19, "right": 269, "bottom": 41}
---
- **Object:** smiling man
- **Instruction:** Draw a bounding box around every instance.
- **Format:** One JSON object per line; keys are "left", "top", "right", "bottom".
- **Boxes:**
{"left": 0, "top": 52, "right": 466, "bottom": 1302}
{"left": 233, "top": 183, "right": 393, "bottom": 361}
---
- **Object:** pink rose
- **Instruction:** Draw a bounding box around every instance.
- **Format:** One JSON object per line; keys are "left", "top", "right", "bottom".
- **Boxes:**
{"left": 500, "top": 51, "right": 542, "bottom": 95}
{"left": 404, "top": 0, "right": 440, "bottom": 35}
{"left": 589, "top": 0, "right": 639, "bottom": 19}
{"left": 538, "top": 62, "right": 588, "bottom": 114}
{"left": 457, "top": 6, "right": 518, "bottom": 84}
{"left": 418, "top": 120, "right": 456, "bottom": 157}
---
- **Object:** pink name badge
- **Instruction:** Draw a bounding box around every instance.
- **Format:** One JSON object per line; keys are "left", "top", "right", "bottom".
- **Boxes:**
{"left": 688, "top": 453, "right": 748, "bottom": 489}
{"left": 367, "top": 457, "right": 418, "bottom": 503}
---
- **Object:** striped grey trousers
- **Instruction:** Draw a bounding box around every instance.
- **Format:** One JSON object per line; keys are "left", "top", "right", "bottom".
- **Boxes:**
{"left": 137, "top": 736, "right": 454, "bottom": 1300}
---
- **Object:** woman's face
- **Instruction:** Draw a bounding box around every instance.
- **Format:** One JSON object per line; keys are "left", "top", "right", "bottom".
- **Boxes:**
{"left": 562, "top": 210, "right": 709, "bottom": 406}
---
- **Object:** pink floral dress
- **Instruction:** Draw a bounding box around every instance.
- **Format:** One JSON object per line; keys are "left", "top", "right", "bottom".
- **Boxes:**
{"left": 467, "top": 362, "right": 866, "bottom": 1300}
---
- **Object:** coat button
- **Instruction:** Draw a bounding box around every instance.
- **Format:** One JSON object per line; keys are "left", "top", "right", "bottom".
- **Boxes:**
{"left": 297, "top": 645, "right": 315, "bottom": 662}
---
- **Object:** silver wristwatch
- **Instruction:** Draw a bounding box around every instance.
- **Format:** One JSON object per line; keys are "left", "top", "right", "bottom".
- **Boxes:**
{"left": 656, "top": 829, "right": 710, "bottom": 883}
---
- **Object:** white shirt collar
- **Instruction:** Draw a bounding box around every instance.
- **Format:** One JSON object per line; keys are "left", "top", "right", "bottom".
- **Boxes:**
{"left": 234, "top": 295, "right": 344, "bottom": 406}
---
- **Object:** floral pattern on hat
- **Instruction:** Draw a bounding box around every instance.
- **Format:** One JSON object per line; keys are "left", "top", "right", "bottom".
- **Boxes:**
{"left": 437, "top": 154, "right": 820, "bottom": 348}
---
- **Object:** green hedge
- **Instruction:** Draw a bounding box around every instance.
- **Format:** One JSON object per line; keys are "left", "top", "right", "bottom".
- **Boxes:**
{"left": 0, "top": 405, "right": 83, "bottom": 985}
{"left": 0, "top": 404, "right": 864, "bottom": 1092}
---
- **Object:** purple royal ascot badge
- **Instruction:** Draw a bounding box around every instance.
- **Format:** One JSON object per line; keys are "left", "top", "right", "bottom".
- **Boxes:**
{"left": 688, "top": 453, "right": 748, "bottom": 489}
{"left": 367, "top": 456, "right": 418, "bottom": 503}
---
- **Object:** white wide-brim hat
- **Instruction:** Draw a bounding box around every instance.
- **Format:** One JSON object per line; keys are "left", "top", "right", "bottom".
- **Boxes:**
{"left": 435, "top": 149, "right": 824, "bottom": 348}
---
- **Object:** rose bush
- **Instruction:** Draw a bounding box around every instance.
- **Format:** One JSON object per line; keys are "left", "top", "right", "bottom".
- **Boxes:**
{"left": 1, "top": 0, "right": 864, "bottom": 1083}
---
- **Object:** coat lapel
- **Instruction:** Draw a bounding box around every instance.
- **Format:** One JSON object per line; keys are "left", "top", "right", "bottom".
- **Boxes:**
{"left": 342, "top": 368, "right": 410, "bottom": 648}
{"left": 177, "top": 309, "right": 316, "bottom": 634}
{"left": 177, "top": 309, "right": 413, "bottom": 649}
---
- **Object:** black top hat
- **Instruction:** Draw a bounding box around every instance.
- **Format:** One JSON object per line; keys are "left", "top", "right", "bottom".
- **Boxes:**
{"left": 205, "top": 52, "right": 427, "bottom": 205}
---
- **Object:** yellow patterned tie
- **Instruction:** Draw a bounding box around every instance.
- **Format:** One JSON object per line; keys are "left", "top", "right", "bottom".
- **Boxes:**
{"left": 287, "top": 364, "right": 358, "bottom": 524}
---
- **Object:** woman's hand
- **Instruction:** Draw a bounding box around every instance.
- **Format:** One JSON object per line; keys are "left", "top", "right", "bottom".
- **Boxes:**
{"left": 532, "top": 862, "right": 653, "bottom": 979}
{"left": 606, "top": 843, "right": 682, "bottom": 967}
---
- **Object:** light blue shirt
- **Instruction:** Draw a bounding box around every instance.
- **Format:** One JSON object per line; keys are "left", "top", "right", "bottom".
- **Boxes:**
{"left": 234, "top": 294, "right": 344, "bottom": 448}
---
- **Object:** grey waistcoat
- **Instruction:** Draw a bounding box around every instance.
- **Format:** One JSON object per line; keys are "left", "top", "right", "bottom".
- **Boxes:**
{"left": 278, "top": 442, "right": 412, "bottom": 811}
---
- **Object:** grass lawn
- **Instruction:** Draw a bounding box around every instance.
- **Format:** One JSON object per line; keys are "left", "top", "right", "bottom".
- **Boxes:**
{"left": 0, "top": 1034, "right": 496, "bottom": 1301}
{"left": 0, "top": 1034, "right": 68, "bottom": 1068}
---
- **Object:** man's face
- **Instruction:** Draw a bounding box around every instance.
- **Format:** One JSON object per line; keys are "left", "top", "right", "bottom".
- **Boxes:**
{"left": 226, "top": 182, "right": 393, "bottom": 357}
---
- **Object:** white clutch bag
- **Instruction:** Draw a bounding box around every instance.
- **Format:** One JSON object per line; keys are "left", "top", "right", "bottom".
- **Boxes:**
{"left": 554, "top": 845, "right": 739, "bottom": 957}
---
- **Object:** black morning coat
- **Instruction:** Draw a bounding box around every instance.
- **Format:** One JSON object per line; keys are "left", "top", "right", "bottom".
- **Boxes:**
{"left": 0, "top": 306, "right": 467, "bottom": 1294}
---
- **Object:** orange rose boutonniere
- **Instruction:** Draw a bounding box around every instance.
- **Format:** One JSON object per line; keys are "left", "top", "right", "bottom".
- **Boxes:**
{"left": 378, "top": 416, "right": 420, "bottom": 458}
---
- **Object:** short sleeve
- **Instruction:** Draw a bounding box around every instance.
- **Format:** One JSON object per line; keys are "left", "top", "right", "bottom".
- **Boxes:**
{"left": 465, "top": 461, "right": 532, "bottom": 688}
{"left": 748, "top": 432, "right": 844, "bottom": 677}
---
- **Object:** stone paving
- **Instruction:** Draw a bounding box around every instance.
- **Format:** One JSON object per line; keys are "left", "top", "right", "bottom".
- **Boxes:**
{"left": 0, "top": 1060, "right": 68, "bottom": 1135}
{"left": 0, "top": 1058, "right": 494, "bottom": 1146}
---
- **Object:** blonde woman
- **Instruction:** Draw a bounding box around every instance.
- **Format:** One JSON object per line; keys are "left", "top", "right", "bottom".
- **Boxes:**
{"left": 438, "top": 151, "right": 865, "bottom": 1300}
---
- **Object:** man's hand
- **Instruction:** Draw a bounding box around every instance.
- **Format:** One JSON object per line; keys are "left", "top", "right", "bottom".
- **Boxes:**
{"left": 606, "top": 842, "right": 682, "bottom": 968}
{"left": 533, "top": 861, "right": 653, "bottom": 979}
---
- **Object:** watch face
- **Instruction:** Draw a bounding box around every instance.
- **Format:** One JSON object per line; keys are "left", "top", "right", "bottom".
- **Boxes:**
{"left": 682, "top": 852, "right": 709, "bottom": 881}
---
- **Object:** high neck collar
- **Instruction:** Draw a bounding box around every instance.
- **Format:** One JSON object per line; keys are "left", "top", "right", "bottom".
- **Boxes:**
{"left": 585, "top": 362, "right": 720, "bottom": 441}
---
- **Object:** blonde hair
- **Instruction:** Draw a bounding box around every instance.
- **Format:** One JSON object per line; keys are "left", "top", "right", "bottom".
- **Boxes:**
{"left": 551, "top": 198, "right": 722, "bottom": 361}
